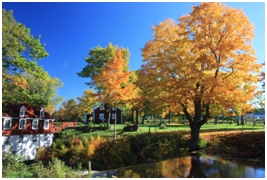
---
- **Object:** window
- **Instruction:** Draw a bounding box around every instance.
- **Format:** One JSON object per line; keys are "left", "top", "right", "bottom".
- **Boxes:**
{"left": 112, "top": 107, "right": 116, "bottom": 111}
{"left": 112, "top": 113, "right": 116, "bottom": 120}
{"left": 3, "top": 118, "right": 12, "bottom": 130}
{"left": 100, "top": 105, "right": 104, "bottom": 110}
{"left": 19, "top": 118, "right": 26, "bottom": 130}
{"left": 32, "top": 118, "right": 39, "bottom": 129}
{"left": 20, "top": 106, "right": 26, "bottom": 117}
{"left": 44, "top": 120, "right": 49, "bottom": 129}
{"left": 99, "top": 113, "right": 104, "bottom": 120}
{"left": 32, "top": 135, "right": 37, "bottom": 142}
{"left": 40, "top": 108, "right": 45, "bottom": 118}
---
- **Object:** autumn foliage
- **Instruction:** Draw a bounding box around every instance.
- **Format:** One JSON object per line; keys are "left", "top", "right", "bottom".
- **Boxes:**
{"left": 36, "top": 130, "right": 264, "bottom": 171}
{"left": 93, "top": 48, "right": 137, "bottom": 105}
{"left": 139, "top": 2, "right": 263, "bottom": 150}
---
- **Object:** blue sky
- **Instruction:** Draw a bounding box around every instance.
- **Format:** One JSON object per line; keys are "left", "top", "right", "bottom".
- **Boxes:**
{"left": 2, "top": 2, "right": 265, "bottom": 108}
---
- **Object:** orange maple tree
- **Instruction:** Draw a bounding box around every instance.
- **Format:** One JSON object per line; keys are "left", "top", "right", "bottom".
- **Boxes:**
{"left": 140, "top": 2, "right": 263, "bottom": 150}
{"left": 93, "top": 48, "right": 137, "bottom": 127}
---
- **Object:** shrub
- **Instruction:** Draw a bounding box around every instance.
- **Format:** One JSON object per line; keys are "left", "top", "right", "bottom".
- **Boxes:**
{"left": 44, "top": 131, "right": 189, "bottom": 170}
{"left": 31, "top": 158, "right": 79, "bottom": 178}
{"left": 2, "top": 150, "right": 33, "bottom": 178}
{"left": 159, "top": 124, "right": 167, "bottom": 129}
{"left": 198, "top": 139, "right": 208, "bottom": 149}
{"left": 3, "top": 161, "right": 33, "bottom": 178}
{"left": 211, "top": 136, "right": 221, "bottom": 150}
{"left": 99, "top": 123, "right": 105, "bottom": 128}
{"left": 123, "top": 124, "right": 139, "bottom": 132}
{"left": 35, "top": 147, "right": 52, "bottom": 166}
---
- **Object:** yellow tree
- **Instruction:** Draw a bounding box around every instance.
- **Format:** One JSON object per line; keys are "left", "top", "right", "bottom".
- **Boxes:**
{"left": 232, "top": 84, "right": 260, "bottom": 125}
{"left": 141, "top": 2, "right": 262, "bottom": 150}
{"left": 93, "top": 48, "right": 137, "bottom": 128}
{"left": 137, "top": 67, "right": 175, "bottom": 123}
{"left": 76, "top": 89, "right": 98, "bottom": 119}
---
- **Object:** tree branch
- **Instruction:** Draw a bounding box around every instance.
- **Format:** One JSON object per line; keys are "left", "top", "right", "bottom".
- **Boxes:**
{"left": 182, "top": 104, "right": 192, "bottom": 124}
{"left": 223, "top": 67, "right": 235, "bottom": 80}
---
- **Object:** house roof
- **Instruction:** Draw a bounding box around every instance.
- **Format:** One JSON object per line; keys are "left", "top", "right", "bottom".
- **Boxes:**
{"left": 93, "top": 106, "right": 122, "bottom": 111}
{"left": 2, "top": 103, "right": 52, "bottom": 119}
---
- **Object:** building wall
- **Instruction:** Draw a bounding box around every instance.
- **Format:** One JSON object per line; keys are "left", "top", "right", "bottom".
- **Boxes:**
{"left": 2, "top": 104, "right": 55, "bottom": 161}
{"left": 109, "top": 109, "right": 122, "bottom": 124}
{"left": 2, "top": 118, "right": 55, "bottom": 136}
{"left": 2, "top": 134, "right": 53, "bottom": 161}
{"left": 243, "top": 113, "right": 254, "bottom": 119}
{"left": 62, "top": 122, "right": 77, "bottom": 129}
{"left": 93, "top": 107, "right": 122, "bottom": 124}
{"left": 2, "top": 117, "right": 55, "bottom": 161}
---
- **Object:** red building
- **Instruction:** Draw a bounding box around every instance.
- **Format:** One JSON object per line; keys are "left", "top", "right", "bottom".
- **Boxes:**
{"left": 2, "top": 103, "right": 55, "bottom": 160}
{"left": 92, "top": 104, "right": 123, "bottom": 124}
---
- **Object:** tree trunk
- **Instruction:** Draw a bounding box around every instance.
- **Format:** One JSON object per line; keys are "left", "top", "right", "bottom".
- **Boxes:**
{"left": 183, "top": 98, "right": 209, "bottom": 151}
{"left": 168, "top": 110, "right": 171, "bottom": 124}
{"left": 215, "top": 117, "right": 217, "bottom": 125}
{"left": 159, "top": 116, "right": 164, "bottom": 125}
{"left": 189, "top": 121, "right": 201, "bottom": 151}
{"left": 131, "top": 109, "right": 134, "bottom": 124}
{"left": 136, "top": 110, "right": 139, "bottom": 124}
{"left": 107, "top": 107, "right": 111, "bottom": 129}
{"left": 141, "top": 114, "right": 146, "bottom": 124}
{"left": 236, "top": 118, "right": 239, "bottom": 125}
{"left": 241, "top": 115, "right": 244, "bottom": 125}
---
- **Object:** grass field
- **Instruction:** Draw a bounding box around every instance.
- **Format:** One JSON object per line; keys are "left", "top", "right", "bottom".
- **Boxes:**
{"left": 58, "top": 118, "right": 265, "bottom": 139}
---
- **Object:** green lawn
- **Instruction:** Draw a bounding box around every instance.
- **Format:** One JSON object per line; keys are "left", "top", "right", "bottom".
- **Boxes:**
{"left": 60, "top": 120, "right": 265, "bottom": 139}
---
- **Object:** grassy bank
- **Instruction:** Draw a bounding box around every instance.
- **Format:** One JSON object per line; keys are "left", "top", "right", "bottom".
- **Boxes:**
{"left": 59, "top": 122, "right": 264, "bottom": 139}
{"left": 199, "top": 131, "right": 265, "bottom": 160}
{"left": 3, "top": 130, "right": 264, "bottom": 178}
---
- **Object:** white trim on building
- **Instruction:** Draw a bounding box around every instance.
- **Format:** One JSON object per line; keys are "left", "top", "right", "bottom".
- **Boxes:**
{"left": 19, "top": 118, "right": 27, "bottom": 130}
{"left": 32, "top": 118, "right": 39, "bottom": 130}
{"left": 3, "top": 117, "right": 12, "bottom": 130}
{"left": 43, "top": 119, "right": 49, "bottom": 129}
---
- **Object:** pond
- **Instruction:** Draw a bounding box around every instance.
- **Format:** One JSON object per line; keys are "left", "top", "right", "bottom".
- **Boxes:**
{"left": 92, "top": 154, "right": 265, "bottom": 178}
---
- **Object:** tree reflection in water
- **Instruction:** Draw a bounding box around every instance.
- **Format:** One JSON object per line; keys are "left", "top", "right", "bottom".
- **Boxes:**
{"left": 109, "top": 155, "right": 265, "bottom": 178}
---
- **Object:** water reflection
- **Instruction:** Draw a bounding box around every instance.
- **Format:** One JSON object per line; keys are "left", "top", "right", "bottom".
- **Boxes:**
{"left": 93, "top": 155, "right": 265, "bottom": 178}
{"left": 198, "top": 157, "right": 265, "bottom": 178}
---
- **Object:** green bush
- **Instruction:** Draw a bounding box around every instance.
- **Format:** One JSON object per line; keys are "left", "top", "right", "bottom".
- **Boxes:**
{"left": 3, "top": 161, "right": 33, "bottom": 178}
{"left": 31, "top": 158, "right": 81, "bottom": 178}
{"left": 2, "top": 151, "right": 33, "bottom": 178}
{"left": 198, "top": 139, "right": 208, "bottom": 149}
{"left": 99, "top": 123, "right": 105, "bottom": 128}
{"left": 159, "top": 124, "right": 167, "bottom": 129}
{"left": 43, "top": 131, "right": 189, "bottom": 170}
{"left": 211, "top": 136, "right": 221, "bottom": 150}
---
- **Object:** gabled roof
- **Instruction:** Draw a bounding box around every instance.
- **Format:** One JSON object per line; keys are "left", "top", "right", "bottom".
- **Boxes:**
{"left": 2, "top": 103, "right": 52, "bottom": 119}
{"left": 94, "top": 106, "right": 121, "bottom": 111}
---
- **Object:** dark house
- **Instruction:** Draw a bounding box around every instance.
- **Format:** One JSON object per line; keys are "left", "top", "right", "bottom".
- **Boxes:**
{"left": 92, "top": 104, "right": 123, "bottom": 124}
